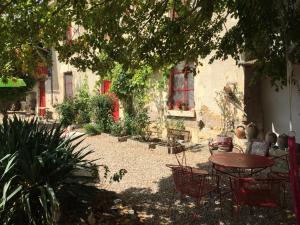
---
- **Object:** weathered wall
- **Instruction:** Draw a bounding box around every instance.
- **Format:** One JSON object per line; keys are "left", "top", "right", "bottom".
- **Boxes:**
{"left": 260, "top": 65, "right": 300, "bottom": 142}
{"left": 147, "top": 17, "right": 245, "bottom": 143}
{"left": 195, "top": 55, "right": 245, "bottom": 129}
{"left": 34, "top": 50, "right": 99, "bottom": 117}
{"left": 146, "top": 57, "right": 245, "bottom": 143}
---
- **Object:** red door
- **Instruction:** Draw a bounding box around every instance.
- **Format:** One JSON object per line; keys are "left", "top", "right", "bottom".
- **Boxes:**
{"left": 39, "top": 81, "right": 46, "bottom": 116}
{"left": 102, "top": 80, "right": 119, "bottom": 121}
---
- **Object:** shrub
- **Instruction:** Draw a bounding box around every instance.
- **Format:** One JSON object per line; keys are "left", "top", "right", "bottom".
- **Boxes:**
{"left": 73, "top": 80, "right": 91, "bottom": 124}
{"left": 56, "top": 79, "right": 91, "bottom": 126}
{"left": 0, "top": 116, "right": 98, "bottom": 225}
{"left": 84, "top": 123, "right": 102, "bottom": 136}
{"left": 133, "top": 110, "right": 150, "bottom": 136}
{"left": 90, "top": 94, "right": 114, "bottom": 133}
{"left": 56, "top": 99, "right": 76, "bottom": 127}
{"left": 166, "top": 119, "right": 185, "bottom": 131}
{"left": 110, "top": 122, "right": 124, "bottom": 137}
{"left": 122, "top": 110, "right": 150, "bottom": 136}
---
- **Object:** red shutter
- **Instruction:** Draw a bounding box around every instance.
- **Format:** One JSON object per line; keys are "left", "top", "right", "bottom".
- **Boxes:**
{"left": 39, "top": 81, "right": 46, "bottom": 116}
{"left": 102, "top": 80, "right": 111, "bottom": 93}
{"left": 102, "top": 80, "right": 119, "bottom": 121}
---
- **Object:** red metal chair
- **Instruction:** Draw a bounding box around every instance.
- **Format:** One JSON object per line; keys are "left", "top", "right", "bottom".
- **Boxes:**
{"left": 166, "top": 164, "right": 220, "bottom": 205}
{"left": 230, "top": 177, "right": 282, "bottom": 221}
{"left": 268, "top": 153, "right": 290, "bottom": 205}
{"left": 269, "top": 153, "right": 290, "bottom": 182}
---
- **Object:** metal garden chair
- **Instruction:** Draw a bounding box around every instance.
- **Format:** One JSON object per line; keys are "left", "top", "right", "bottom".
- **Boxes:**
{"left": 166, "top": 164, "right": 221, "bottom": 215}
{"left": 230, "top": 177, "right": 283, "bottom": 223}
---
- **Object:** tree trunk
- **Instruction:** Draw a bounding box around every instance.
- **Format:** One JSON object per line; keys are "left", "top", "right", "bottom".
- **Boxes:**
{"left": 122, "top": 95, "right": 135, "bottom": 116}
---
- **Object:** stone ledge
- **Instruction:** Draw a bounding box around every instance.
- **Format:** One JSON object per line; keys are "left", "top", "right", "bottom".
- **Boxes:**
{"left": 167, "top": 110, "right": 195, "bottom": 118}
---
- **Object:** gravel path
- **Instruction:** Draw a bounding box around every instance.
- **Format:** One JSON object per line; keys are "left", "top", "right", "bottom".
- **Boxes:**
{"left": 83, "top": 134, "right": 295, "bottom": 225}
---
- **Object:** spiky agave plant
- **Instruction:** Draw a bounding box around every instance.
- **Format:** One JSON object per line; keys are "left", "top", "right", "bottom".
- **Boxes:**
{"left": 0, "top": 116, "right": 98, "bottom": 225}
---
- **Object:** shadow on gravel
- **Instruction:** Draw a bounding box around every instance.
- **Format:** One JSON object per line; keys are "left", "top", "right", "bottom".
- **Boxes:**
{"left": 119, "top": 162, "right": 296, "bottom": 225}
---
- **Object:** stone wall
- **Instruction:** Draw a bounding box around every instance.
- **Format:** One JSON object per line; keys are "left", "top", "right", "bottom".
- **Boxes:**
{"left": 260, "top": 65, "right": 300, "bottom": 142}
{"left": 147, "top": 56, "right": 245, "bottom": 143}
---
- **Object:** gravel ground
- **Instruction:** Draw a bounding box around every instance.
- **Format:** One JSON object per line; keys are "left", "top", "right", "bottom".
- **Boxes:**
{"left": 82, "top": 133, "right": 296, "bottom": 225}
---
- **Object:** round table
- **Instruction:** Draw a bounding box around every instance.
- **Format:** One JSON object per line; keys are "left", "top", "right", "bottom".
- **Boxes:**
{"left": 209, "top": 153, "right": 274, "bottom": 177}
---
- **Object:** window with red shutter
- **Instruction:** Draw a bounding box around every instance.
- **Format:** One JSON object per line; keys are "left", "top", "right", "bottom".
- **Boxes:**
{"left": 168, "top": 62, "right": 195, "bottom": 110}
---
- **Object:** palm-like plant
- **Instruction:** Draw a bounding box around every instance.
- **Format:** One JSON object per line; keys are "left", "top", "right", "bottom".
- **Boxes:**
{"left": 0, "top": 116, "right": 98, "bottom": 225}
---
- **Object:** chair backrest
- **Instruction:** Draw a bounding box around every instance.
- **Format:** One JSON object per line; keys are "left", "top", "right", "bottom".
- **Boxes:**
{"left": 231, "top": 177, "right": 282, "bottom": 207}
{"left": 167, "top": 164, "right": 216, "bottom": 199}
{"left": 167, "top": 164, "right": 192, "bottom": 193}
{"left": 269, "top": 149, "right": 289, "bottom": 173}
{"left": 246, "top": 141, "right": 269, "bottom": 156}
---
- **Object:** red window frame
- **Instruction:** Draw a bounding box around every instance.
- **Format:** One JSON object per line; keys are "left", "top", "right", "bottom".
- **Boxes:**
{"left": 168, "top": 65, "right": 194, "bottom": 110}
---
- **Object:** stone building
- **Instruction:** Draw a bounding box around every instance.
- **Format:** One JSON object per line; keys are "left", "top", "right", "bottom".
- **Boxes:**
{"left": 24, "top": 19, "right": 300, "bottom": 143}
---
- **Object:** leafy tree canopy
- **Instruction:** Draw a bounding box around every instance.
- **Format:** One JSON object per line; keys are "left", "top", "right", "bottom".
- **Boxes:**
{"left": 0, "top": 0, "right": 85, "bottom": 77}
{"left": 1, "top": 0, "right": 300, "bottom": 88}
{"left": 57, "top": 0, "right": 224, "bottom": 75}
{"left": 57, "top": 0, "right": 300, "bottom": 87}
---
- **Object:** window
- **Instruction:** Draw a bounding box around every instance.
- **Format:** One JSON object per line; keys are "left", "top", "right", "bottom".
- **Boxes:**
{"left": 168, "top": 62, "right": 195, "bottom": 110}
{"left": 64, "top": 72, "right": 73, "bottom": 99}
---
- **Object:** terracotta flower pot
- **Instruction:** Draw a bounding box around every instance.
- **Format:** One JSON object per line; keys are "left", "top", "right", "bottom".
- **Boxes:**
{"left": 216, "top": 135, "right": 233, "bottom": 152}
{"left": 235, "top": 125, "right": 246, "bottom": 139}
{"left": 277, "top": 133, "right": 288, "bottom": 150}
{"left": 265, "top": 132, "right": 277, "bottom": 147}
{"left": 246, "top": 122, "right": 258, "bottom": 140}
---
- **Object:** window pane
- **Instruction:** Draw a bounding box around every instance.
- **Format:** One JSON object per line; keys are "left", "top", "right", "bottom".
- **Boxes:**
{"left": 174, "top": 74, "right": 185, "bottom": 89}
{"left": 187, "top": 73, "right": 194, "bottom": 89}
{"left": 188, "top": 90, "right": 195, "bottom": 108}
{"left": 173, "top": 91, "right": 184, "bottom": 103}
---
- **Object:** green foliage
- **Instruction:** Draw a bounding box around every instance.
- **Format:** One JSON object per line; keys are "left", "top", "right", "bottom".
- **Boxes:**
{"left": 55, "top": 0, "right": 300, "bottom": 87}
{"left": 122, "top": 114, "right": 136, "bottom": 136}
{"left": 166, "top": 119, "right": 185, "bottom": 131}
{"left": 110, "top": 169, "right": 127, "bottom": 183}
{"left": 73, "top": 78, "right": 91, "bottom": 124}
{"left": 215, "top": 83, "right": 244, "bottom": 134}
{"left": 0, "top": 1, "right": 83, "bottom": 78}
{"left": 109, "top": 64, "right": 153, "bottom": 99}
{"left": 109, "top": 64, "right": 132, "bottom": 100}
{"left": 56, "top": 80, "right": 91, "bottom": 126}
{"left": 3, "top": 1, "right": 299, "bottom": 87}
{"left": 109, "top": 110, "right": 150, "bottom": 137}
{"left": 56, "top": 99, "right": 76, "bottom": 127}
{"left": 0, "top": 75, "right": 35, "bottom": 117}
{"left": 110, "top": 122, "right": 124, "bottom": 137}
{"left": 84, "top": 124, "right": 102, "bottom": 136}
{"left": 57, "top": 1, "right": 219, "bottom": 75}
{"left": 90, "top": 94, "right": 114, "bottom": 133}
{"left": 109, "top": 63, "right": 153, "bottom": 115}
{"left": 123, "top": 111, "right": 150, "bottom": 136}
{"left": 132, "top": 111, "right": 151, "bottom": 136}
{"left": 0, "top": 116, "right": 98, "bottom": 225}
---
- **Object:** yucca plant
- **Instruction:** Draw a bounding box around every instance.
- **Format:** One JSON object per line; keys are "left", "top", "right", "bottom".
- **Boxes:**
{"left": 0, "top": 116, "right": 98, "bottom": 225}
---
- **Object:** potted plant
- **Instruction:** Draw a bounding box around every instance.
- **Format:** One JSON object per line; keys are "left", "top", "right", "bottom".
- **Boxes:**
{"left": 175, "top": 102, "right": 182, "bottom": 110}
{"left": 180, "top": 102, "right": 189, "bottom": 111}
